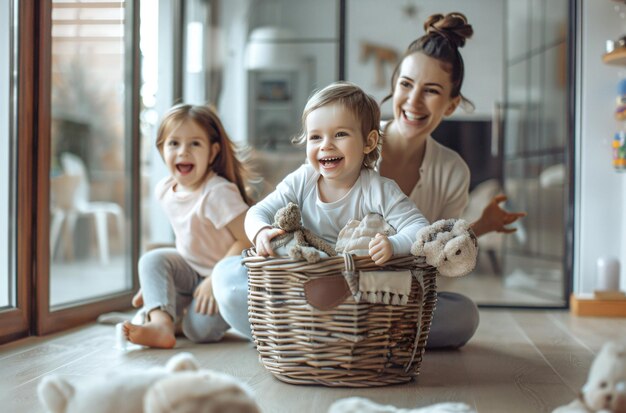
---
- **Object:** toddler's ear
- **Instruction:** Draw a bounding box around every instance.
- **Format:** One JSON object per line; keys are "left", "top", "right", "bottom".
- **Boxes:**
{"left": 364, "top": 130, "right": 379, "bottom": 154}
{"left": 38, "top": 375, "right": 74, "bottom": 413}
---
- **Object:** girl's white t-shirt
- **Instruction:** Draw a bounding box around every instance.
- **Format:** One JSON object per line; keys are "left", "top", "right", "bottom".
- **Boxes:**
{"left": 156, "top": 172, "right": 248, "bottom": 277}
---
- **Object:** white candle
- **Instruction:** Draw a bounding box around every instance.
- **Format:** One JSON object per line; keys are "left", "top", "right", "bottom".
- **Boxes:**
{"left": 115, "top": 322, "right": 127, "bottom": 351}
{"left": 596, "top": 256, "right": 621, "bottom": 292}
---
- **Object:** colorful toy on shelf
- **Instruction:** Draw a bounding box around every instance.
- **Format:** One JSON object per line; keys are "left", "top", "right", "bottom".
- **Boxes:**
{"left": 613, "top": 131, "right": 626, "bottom": 171}
{"left": 616, "top": 78, "right": 626, "bottom": 120}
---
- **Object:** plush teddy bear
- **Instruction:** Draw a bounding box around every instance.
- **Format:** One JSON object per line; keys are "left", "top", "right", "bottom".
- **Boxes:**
{"left": 269, "top": 202, "right": 337, "bottom": 263}
{"left": 552, "top": 341, "right": 626, "bottom": 413}
{"left": 410, "top": 219, "right": 478, "bottom": 277}
{"left": 37, "top": 352, "right": 261, "bottom": 413}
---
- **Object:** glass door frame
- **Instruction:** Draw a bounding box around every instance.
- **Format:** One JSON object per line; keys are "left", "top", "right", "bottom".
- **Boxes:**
{"left": 32, "top": 0, "right": 141, "bottom": 335}
{"left": 0, "top": 0, "right": 32, "bottom": 344}
{"left": 480, "top": 0, "right": 576, "bottom": 309}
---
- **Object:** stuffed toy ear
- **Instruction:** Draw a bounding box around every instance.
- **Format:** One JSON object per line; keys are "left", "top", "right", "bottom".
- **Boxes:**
{"left": 38, "top": 375, "right": 75, "bottom": 413}
{"left": 165, "top": 352, "right": 199, "bottom": 372}
{"left": 451, "top": 219, "right": 471, "bottom": 235}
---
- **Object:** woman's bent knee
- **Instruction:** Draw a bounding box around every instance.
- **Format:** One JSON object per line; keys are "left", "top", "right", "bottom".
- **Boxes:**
{"left": 428, "top": 292, "right": 479, "bottom": 349}
{"left": 212, "top": 255, "right": 247, "bottom": 305}
{"left": 211, "top": 255, "right": 251, "bottom": 339}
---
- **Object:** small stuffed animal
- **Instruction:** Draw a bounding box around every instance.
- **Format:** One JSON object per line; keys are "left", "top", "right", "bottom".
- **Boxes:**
{"left": 335, "top": 213, "right": 396, "bottom": 256}
{"left": 410, "top": 219, "right": 478, "bottom": 277}
{"left": 328, "top": 397, "right": 476, "bottom": 413}
{"left": 269, "top": 202, "right": 337, "bottom": 263}
{"left": 552, "top": 341, "right": 626, "bottom": 413}
{"left": 37, "top": 352, "right": 261, "bottom": 413}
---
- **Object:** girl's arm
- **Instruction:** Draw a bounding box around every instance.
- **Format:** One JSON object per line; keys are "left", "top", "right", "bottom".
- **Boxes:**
{"left": 193, "top": 211, "right": 250, "bottom": 317}
{"left": 224, "top": 211, "right": 253, "bottom": 256}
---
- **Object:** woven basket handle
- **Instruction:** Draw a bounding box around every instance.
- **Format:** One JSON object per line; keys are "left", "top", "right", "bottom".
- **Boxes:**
{"left": 341, "top": 253, "right": 360, "bottom": 298}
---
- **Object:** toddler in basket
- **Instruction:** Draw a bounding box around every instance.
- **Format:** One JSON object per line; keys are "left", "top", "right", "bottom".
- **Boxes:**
{"left": 246, "top": 81, "right": 429, "bottom": 265}
{"left": 210, "top": 82, "right": 429, "bottom": 339}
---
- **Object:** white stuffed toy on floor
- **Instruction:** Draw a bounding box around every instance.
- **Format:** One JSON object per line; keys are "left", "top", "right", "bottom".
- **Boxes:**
{"left": 411, "top": 219, "right": 478, "bottom": 277}
{"left": 328, "top": 397, "right": 476, "bottom": 413}
{"left": 37, "top": 352, "right": 261, "bottom": 413}
{"left": 552, "top": 341, "right": 626, "bottom": 413}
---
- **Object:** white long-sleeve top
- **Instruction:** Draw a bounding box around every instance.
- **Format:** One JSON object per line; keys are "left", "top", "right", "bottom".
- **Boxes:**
{"left": 404, "top": 136, "right": 470, "bottom": 222}
{"left": 245, "top": 164, "right": 429, "bottom": 255}
{"left": 379, "top": 121, "right": 470, "bottom": 223}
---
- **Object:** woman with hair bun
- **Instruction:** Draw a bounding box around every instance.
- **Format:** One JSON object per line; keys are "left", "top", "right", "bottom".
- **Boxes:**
{"left": 378, "top": 12, "right": 525, "bottom": 348}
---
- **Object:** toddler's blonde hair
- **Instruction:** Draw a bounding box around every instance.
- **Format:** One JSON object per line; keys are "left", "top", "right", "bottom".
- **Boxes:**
{"left": 292, "top": 82, "right": 381, "bottom": 169}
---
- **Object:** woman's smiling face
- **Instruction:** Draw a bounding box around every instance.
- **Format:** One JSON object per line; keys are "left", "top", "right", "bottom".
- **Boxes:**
{"left": 392, "top": 52, "right": 460, "bottom": 141}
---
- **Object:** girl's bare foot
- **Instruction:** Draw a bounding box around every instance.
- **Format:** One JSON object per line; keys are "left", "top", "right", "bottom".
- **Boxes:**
{"left": 131, "top": 290, "right": 144, "bottom": 308}
{"left": 122, "top": 310, "right": 175, "bottom": 349}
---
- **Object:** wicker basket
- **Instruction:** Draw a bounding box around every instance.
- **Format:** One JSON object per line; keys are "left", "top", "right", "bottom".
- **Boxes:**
{"left": 243, "top": 251, "right": 438, "bottom": 387}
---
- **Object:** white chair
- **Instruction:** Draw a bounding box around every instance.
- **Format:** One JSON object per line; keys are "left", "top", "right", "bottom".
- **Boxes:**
{"left": 50, "top": 173, "right": 79, "bottom": 260}
{"left": 51, "top": 152, "right": 125, "bottom": 264}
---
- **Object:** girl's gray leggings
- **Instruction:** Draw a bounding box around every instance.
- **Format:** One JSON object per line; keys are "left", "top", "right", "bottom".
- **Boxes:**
{"left": 212, "top": 255, "right": 480, "bottom": 349}
{"left": 138, "top": 248, "right": 230, "bottom": 343}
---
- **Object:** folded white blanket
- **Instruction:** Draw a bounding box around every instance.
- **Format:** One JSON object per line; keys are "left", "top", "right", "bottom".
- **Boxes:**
{"left": 358, "top": 270, "right": 412, "bottom": 305}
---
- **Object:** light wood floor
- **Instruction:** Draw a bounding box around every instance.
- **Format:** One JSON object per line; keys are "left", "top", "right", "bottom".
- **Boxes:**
{"left": 2, "top": 309, "right": 625, "bottom": 413}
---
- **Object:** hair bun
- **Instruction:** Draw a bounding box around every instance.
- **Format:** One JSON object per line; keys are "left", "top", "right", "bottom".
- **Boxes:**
{"left": 423, "top": 12, "right": 473, "bottom": 48}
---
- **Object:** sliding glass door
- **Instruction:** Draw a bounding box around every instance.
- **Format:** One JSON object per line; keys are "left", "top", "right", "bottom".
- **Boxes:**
{"left": 0, "top": 0, "right": 141, "bottom": 342}
{"left": 36, "top": 0, "right": 140, "bottom": 333}
{"left": 48, "top": 0, "right": 135, "bottom": 308}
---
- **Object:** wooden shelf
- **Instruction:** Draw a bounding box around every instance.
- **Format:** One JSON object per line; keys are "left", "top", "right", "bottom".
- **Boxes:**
{"left": 603, "top": 48, "right": 626, "bottom": 66}
{"left": 570, "top": 293, "right": 626, "bottom": 317}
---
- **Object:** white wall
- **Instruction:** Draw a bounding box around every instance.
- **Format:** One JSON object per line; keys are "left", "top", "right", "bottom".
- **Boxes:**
{"left": 218, "top": 0, "right": 252, "bottom": 143}
{"left": 346, "top": 0, "right": 504, "bottom": 120}
{"left": 576, "top": 0, "right": 626, "bottom": 292}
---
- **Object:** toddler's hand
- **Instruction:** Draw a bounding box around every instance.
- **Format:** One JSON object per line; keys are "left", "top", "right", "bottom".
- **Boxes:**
{"left": 194, "top": 276, "right": 217, "bottom": 315}
{"left": 255, "top": 227, "right": 286, "bottom": 257}
{"left": 369, "top": 233, "right": 393, "bottom": 265}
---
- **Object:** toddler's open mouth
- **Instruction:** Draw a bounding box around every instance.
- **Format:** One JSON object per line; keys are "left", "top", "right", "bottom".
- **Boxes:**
{"left": 319, "top": 156, "right": 344, "bottom": 168}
